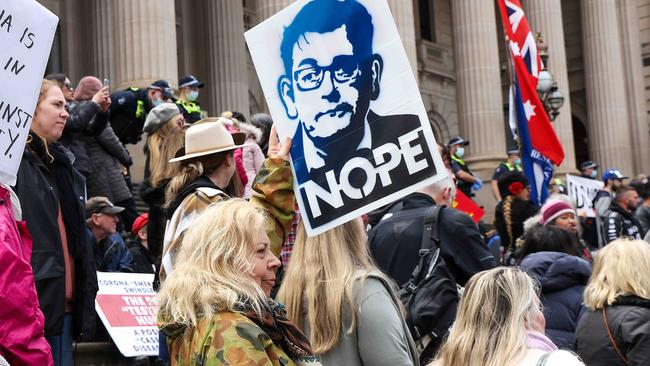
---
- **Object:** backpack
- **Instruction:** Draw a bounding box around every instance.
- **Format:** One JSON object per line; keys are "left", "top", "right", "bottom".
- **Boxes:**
{"left": 398, "top": 205, "right": 460, "bottom": 363}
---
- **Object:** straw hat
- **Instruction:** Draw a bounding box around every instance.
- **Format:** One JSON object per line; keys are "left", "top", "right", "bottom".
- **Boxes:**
{"left": 169, "top": 118, "right": 248, "bottom": 163}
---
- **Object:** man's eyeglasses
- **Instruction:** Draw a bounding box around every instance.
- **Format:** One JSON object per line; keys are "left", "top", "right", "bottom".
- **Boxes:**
{"left": 64, "top": 83, "right": 74, "bottom": 91}
{"left": 294, "top": 59, "right": 360, "bottom": 91}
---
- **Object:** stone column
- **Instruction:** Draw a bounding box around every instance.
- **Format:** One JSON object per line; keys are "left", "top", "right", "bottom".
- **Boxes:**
{"left": 524, "top": 0, "right": 577, "bottom": 174}
{"left": 581, "top": 0, "right": 633, "bottom": 174}
{"left": 451, "top": 0, "right": 506, "bottom": 173}
{"left": 617, "top": 0, "right": 650, "bottom": 175}
{"left": 90, "top": 0, "right": 115, "bottom": 81}
{"left": 387, "top": 0, "right": 418, "bottom": 75}
{"left": 206, "top": 0, "right": 249, "bottom": 116}
{"left": 257, "top": 0, "right": 293, "bottom": 22}
{"left": 112, "top": 0, "right": 178, "bottom": 89}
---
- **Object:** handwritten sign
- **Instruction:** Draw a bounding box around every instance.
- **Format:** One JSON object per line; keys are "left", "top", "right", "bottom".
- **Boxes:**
{"left": 0, "top": 1, "right": 58, "bottom": 185}
{"left": 566, "top": 174, "right": 603, "bottom": 217}
{"left": 95, "top": 272, "right": 158, "bottom": 357}
{"left": 451, "top": 190, "right": 485, "bottom": 223}
{"left": 245, "top": 0, "right": 446, "bottom": 236}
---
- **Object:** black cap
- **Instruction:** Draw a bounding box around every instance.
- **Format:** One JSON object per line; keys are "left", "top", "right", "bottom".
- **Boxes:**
{"left": 580, "top": 160, "right": 598, "bottom": 171}
{"left": 149, "top": 80, "right": 176, "bottom": 101}
{"left": 507, "top": 147, "right": 520, "bottom": 155}
{"left": 447, "top": 136, "right": 469, "bottom": 148}
{"left": 178, "top": 75, "right": 205, "bottom": 89}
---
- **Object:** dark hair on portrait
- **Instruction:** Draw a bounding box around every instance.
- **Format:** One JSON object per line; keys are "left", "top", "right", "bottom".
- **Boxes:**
{"left": 280, "top": 0, "right": 374, "bottom": 78}
{"left": 518, "top": 224, "right": 579, "bottom": 260}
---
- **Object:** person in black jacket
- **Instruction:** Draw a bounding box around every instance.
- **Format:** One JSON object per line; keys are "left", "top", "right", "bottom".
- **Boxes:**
{"left": 368, "top": 176, "right": 497, "bottom": 287}
{"left": 576, "top": 238, "right": 650, "bottom": 365}
{"left": 519, "top": 225, "right": 591, "bottom": 350}
{"left": 127, "top": 213, "right": 155, "bottom": 274}
{"left": 13, "top": 80, "right": 98, "bottom": 366}
{"left": 494, "top": 171, "right": 539, "bottom": 263}
{"left": 603, "top": 186, "right": 643, "bottom": 243}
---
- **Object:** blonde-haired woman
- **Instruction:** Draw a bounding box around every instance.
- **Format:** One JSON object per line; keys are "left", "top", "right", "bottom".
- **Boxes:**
{"left": 157, "top": 200, "right": 320, "bottom": 365}
{"left": 278, "top": 219, "right": 419, "bottom": 366}
{"left": 14, "top": 80, "right": 97, "bottom": 365}
{"left": 139, "top": 103, "right": 184, "bottom": 260}
{"left": 430, "top": 267, "right": 584, "bottom": 366}
{"left": 575, "top": 239, "right": 650, "bottom": 365}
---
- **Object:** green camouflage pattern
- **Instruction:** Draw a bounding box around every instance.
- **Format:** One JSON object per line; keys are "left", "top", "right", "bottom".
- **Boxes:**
{"left": 250, "top": 157, "right": 296, "bottom": 257}
{"left": 165, "top": 312, "right": 317, "bottom": 366}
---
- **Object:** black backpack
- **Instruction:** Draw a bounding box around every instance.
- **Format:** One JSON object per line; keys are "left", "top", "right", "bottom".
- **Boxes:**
{"left": 398, "top": 205, "right": 460, "bottom": 362}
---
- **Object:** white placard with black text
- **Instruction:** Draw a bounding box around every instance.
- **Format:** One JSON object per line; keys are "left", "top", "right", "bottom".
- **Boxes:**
{"left": 566, "top": 174, "right": 604, "bottom": 218}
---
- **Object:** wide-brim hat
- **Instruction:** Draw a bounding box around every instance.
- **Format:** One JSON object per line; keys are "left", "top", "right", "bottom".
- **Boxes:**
{"left": 169, "top": 117, "right": 249, "bottom": 163}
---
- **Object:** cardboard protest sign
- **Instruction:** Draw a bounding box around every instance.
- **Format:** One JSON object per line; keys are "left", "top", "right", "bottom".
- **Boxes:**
{"left": 0, "top": 1, "right": 58, "bottom": 185}
{"left": 245, "top": 0, "right": 445, "bottom": 236}
{"left": 451, "top": 191, "right": 485, "bottom": 223}
{"left": 566, "top": 174, "right": 604, "bottom": 218}
{"left": 95, "top": 272, "right": 159, "bottom": 357}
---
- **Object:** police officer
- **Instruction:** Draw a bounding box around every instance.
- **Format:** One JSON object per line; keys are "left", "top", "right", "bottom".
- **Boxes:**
{"left": 491, "top": 147, "right": 522, "bottom": 201}
{"left": 176, "top": 75, "right": 205, "bottom": 124}
{"left": 580, "top": 160, "right": 599, "bottom": 180}
{"left": 448, "top": 136, "right": 481, "bottom": 197}
{"left": 109, "top": 80, "right": 176, "bottom": 145}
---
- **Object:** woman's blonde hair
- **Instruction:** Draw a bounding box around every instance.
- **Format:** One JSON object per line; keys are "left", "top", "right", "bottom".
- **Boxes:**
{"left": 431, "top": 267, "right": 540, "bottom": 366}
{"left": 148, "top": 119, "right": 184, "bottom": 187}
{"left": 157, "top": 199, "right": 268, "bottom": 328}
{"left": 583, "top": 238, "right": 650, "bottom": 310}
{"left": 29, "top": 79, "right": 61, "bottom": 162}
{"left": 277, "top": 218, "right": 388, "bottom": 354}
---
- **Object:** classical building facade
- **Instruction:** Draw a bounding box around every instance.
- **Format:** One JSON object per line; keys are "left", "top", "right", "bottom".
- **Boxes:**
{"left": 40, "top": 0, "right": 650, "bottom": 211}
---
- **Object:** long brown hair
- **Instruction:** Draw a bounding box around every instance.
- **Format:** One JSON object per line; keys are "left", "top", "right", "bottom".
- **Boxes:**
{"left": 148, "top": 120, "right": 184, "bottom": 187}
{"left": 164, "top": 151, "right": 231, "bottom": 206}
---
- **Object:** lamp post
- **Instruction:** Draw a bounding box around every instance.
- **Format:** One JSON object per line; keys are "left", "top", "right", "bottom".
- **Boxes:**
{"left": 535, "top": 32, "right": 564, "bottom": 121}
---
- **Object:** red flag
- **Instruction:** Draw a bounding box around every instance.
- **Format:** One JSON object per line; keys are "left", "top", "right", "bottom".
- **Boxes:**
{"left": 497, "top": 0, "right": 564, "bottom": 165}
{"left": 451, "top": 191, "right": 485, "bottom": 223}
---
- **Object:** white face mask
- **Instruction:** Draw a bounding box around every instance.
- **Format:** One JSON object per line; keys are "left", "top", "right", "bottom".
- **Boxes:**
{"left": 187, "top": 90, "right": 199, "bottom": 102}
{"left": 455, "top": 147, "right": 465, "bottom": 158}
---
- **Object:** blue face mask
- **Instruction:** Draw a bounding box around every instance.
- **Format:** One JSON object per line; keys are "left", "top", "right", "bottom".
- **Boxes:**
{"left": 514, "top": 158, "right": 522, "bottom": 165}
{"left": 590, "top": 170, "right": 598, "bottom": 179}
{"left": 455, "top": 147, "right": 465, "bottom": 159}
{"left": 187, "top": 90, "right": 199, "bottom": 102}
{"left": 152, "top": 97, "right": 164, "bottom": 107}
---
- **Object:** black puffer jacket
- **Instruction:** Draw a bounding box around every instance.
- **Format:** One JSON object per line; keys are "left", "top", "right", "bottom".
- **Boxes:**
{"left": 13, "top": 138, "right": 98, "bottom": 340}
{"left": 520, "top": 251, "right": 591, "bottom": 350}
{"left": 576, "top": 295, "right": 650, "bottom": 365}
{"left": 60, "top": 101, "right": 107, "bottom": 176}
{"left": 84, "top": 124, "right": 133, "bottom": 203}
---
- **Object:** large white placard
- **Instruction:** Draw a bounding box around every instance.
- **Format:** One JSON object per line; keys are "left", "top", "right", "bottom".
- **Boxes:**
{"left": 566, "top": 174, "right": 604, "bottom": 218}
{"left": 245, "top": 0, "right": 446, "bottom": 236}
{"left": 95, "top": 272, "right": 159, "bottom": 357}
{"left": 0, "top": 1, "right": 58, "bottom": 185}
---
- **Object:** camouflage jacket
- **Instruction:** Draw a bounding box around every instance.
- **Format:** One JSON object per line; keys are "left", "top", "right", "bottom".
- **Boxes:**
{"left": 163, "top": 311, "right": 321, "bottom": 366}
{"left": 160, "top": 157, "right": 295, "bottom": 280}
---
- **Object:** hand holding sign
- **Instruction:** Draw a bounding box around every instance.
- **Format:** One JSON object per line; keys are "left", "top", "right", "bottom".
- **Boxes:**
{"left": 0, "top": 1, "right": 58, "bottom": 185}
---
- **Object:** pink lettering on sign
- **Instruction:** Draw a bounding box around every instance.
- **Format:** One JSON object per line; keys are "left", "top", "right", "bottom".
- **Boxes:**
{"left": 96, "top": 294, "right": 158, "bottom": 327}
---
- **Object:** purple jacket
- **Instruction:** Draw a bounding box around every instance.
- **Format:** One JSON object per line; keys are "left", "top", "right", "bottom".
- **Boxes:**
{"left": 0, "top": 185, "right": 53, "bottom": 365}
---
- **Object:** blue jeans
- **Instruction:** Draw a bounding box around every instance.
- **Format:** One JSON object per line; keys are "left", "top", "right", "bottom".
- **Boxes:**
{"left": 46, "top": 314, "right": 73, "bottom": 366}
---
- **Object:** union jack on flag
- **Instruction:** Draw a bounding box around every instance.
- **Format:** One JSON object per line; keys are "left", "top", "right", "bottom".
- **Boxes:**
{"left": 497, "top": 0, "right": 565, "bottom": 205}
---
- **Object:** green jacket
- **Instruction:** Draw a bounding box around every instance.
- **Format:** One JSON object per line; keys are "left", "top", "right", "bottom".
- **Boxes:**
{"left": 162, "top": 311, "right": 320, "bottom": 366}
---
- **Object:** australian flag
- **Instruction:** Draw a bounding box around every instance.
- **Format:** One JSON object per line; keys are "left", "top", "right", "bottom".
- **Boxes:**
{"left": 497, "top": 0, "right": 565, "bottom": 205}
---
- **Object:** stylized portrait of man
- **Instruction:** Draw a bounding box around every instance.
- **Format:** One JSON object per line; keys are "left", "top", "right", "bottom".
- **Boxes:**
{"left": 278, "top": 0, "right": 425, "bottom": 185}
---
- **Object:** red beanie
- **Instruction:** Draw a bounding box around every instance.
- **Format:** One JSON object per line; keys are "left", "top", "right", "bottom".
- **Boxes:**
{"left": 132, "top": 213, "right": 149, "bottom": 236}
{"left": 541, "top": 199, "right": 574, "bottom": 225}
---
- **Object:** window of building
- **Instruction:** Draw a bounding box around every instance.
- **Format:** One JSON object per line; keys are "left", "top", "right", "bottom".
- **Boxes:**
{"left": 419, "top": 0, "right": 435, "bottom": 42}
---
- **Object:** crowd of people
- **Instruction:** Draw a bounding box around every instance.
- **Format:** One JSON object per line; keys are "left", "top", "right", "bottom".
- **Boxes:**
{"left": 1, "top": 69, "right": 649, "bottom": 366}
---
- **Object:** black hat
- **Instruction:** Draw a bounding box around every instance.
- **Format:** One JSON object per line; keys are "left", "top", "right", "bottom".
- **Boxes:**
{"left": 85, "top": 196, "right": 125, "bottom": 219}
{"left": 447, "top": 136, "right": 469, "bottom": 148}
{"left": 149, "top": 80, "right": 176, "bottom": 101}
{"left": 178, "top": 75, "right": 205, "bottom": 89}
{"left": 497, "top": 171, "right": 529, "bottom": 198}
{"left": 580, "top": 160, "right": 598, "bottom": 171}
{"left": 507, "top": 147, "right": 520, "bottom": 155}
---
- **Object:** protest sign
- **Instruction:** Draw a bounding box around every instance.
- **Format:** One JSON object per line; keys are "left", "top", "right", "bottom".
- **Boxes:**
{"left": 95, "top": 272, "right": 158, "bottom": 357}
{"left": 245, "top": 0, "right": 446, "bottom": 236}
{"left": 451, "top": 191, "right": 485, "bottom": 223}
{"left": 0, "top": 1, "right": 58, "bottom": 185}
{"left": 566, "top": 174, "right": 603, "bottom": 217}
